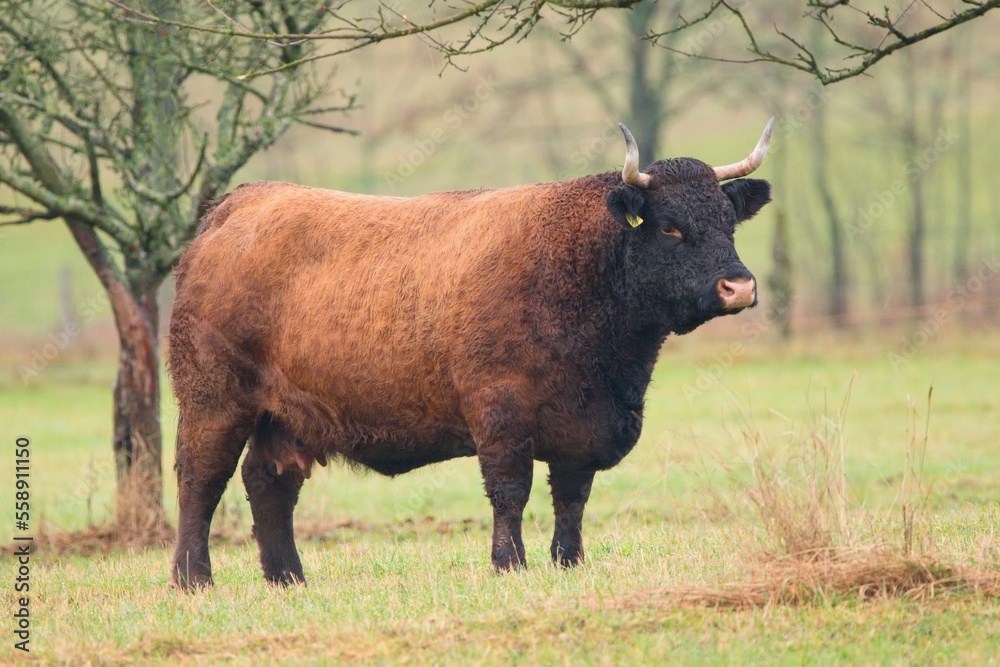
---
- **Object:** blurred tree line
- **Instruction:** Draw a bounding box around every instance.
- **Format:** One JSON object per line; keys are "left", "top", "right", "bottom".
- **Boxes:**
{"left": 342, "top": 1, "right": 998, "bottom": 333}
{"left": 1, "top": 0, "right": 996, "bottom": 535}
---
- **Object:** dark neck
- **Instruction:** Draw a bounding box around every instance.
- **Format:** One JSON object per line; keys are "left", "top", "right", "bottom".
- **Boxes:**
{"left": 532, "top": 172, "right": 669, "bottom": 411}
{"left": 585, "top": 215, "right": 669, "bottom": 413}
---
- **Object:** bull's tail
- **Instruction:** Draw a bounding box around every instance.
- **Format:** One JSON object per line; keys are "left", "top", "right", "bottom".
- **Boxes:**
{"left": 196, "top": 182, "right": 258, "bottom": 235}
{"left": 195, "top": 181, "right": 287, "bottom": 236}
{"left": 195, "top": 193, "right": 232, "bottom": 236}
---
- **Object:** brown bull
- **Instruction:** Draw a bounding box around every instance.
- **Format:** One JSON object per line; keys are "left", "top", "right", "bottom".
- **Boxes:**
{"left": 169, "top": 120, "right": 774, "bottom": 589}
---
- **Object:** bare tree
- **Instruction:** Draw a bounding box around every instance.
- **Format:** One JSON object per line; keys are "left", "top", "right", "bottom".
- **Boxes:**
{"left": 128, "top": 1, "right": 998, "bottom": 85}
{"left": 952, "top": 38, "right": 973, "bottom": 286}
{"left": 528, "top": 0, "right": 718, "bottom": 174}
{"left": 623, "top": 3, "right": 676, "bottom": 158}
{"left": 810, "top": 93, "right": 848, "bottom": 325}
{"left": 899, "top": 47, "right": 951, "bottom": 313}
{"left": 0, "top": 0, "right": 348, "bottom": 534}
{"left": 768, "top": 138, "right": 793, "bottom": 339}
{"left": 649, "top": 1, "right": 1000, "bottom": 85}
{"left": 106, "top": 0, "right": 648, "bottom": 74}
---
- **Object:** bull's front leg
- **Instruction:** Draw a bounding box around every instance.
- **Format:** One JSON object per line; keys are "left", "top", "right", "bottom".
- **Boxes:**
{"left": 548, "top": 466, "right": 594, "bottom": 567}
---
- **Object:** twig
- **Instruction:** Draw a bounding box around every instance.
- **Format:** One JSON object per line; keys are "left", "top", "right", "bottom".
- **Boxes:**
{"left": 648, "top": 0, "right": 1000, "bottom": 85}
{"left": 0, "top": 205, "right": 60, "bottom": 225}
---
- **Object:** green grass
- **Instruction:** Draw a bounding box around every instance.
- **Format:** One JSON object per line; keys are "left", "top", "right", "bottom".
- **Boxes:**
{"left": 16, "top": 536, "right": 1000, "bottom": 665}
{"left": 1, "top": 331, "right": 999, "bottom": 664}
{"left": 0, "top": 222, "right": 105, "bottom": 337}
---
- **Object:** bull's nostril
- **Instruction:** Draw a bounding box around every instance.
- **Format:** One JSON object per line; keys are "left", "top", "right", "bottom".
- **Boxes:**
{"left": 717, "top": 277, "right": 755, "bottom": 310}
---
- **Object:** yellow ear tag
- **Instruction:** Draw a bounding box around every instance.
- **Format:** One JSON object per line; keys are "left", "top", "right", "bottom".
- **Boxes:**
{"left": 625, "top": 213, "right": 644, "bottom": 228}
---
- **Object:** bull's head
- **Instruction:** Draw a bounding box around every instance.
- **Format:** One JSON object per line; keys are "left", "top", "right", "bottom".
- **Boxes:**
{"left": 606, "top": 118, "right": 774, "bottom": 335}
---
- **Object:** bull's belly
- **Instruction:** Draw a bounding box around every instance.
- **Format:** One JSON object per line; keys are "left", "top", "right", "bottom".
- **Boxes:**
{"left": 267, "top": 362, "right": 641, "bottom": 476}
{"left": 337, "top": 428, "right": 477, "bottom": 476}
{"left": 320, "top": 399, "right": 640, "bottom": 476}
{"left": 266, "top": 359, "right": 476, "bottom": 475}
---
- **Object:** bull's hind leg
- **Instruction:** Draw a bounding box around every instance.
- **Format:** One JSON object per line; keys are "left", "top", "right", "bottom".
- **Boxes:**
{"left": 548, "top": 466, "right": 594, "bottom": 567}
{"left": 479, "top": 440, "right": 533, "bottom": 571}
{"left": 241, "top": 417, "right": 306, "bottom": 586}
{"left": 172, "top": 413, "right": 251, "bottom": 591}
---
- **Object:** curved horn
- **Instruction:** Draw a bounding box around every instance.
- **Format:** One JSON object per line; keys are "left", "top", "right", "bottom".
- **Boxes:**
{"left": 619, "top": 123, "right": 651, "bottom": 189}
{"left": 712, "top": 116, "right": 775, "bottom": 181}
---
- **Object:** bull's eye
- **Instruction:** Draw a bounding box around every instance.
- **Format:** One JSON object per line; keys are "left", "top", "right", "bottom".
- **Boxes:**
{"left": 661, "top": 225, "right": 683, "bottom": 239}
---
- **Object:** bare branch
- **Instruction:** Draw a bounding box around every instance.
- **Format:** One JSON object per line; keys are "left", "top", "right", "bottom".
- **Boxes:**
{"left": 292, "top": 119, "right": 360, "bottom": 135}
{"left": 0, "top": 160, "right": 110, "bottom": 231}
{"left": 105, "top": 0, "right": 645, "bottom": 78}
{"left": 649, "top": 0, "right": 1000, "bottom": 84}
{"left": 0, "top": 106, "right": 135, "bottom": 246}
{"left": 0, "top": 205, "right": 60, "bottom": 225}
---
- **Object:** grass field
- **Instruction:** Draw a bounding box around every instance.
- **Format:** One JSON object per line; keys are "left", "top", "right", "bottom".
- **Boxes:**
{"left": 1, "top": 8, "right": 999, "bottom": 665}
{"left": 2, "top": 327, "right": 999, "bottom": 664}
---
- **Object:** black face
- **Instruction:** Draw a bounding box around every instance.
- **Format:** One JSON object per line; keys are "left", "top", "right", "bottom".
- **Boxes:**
{"left": 606, "top": 158, "right": 772, "bottom": 335}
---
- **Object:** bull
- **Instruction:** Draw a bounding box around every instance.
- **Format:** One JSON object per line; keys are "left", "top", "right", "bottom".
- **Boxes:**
{"left": 169, "top": 119, "right": 774, "bottom": 589}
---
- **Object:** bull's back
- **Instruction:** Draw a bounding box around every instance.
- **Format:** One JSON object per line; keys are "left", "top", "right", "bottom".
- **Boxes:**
{"left": 173, "top": 182, "right": 543, "bottom": 442}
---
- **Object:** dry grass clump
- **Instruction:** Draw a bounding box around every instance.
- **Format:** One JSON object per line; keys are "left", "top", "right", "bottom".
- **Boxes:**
{"left": 617, "top": 551, "right": 1000, "bottom": 612}
{"left": 741, "top": 403, "right": 849, "bottom": 562}
{"left": 23, "top": 520, "right": 175, "bottom": 556}
{"left": 3, "top": 471, "right": 174, "bottom": 557}
{"left": 650, "top": 385, "right": 1000, "bottom": 609}
{"left": 648, "top": 551, "right": 1000, "bottom": 609}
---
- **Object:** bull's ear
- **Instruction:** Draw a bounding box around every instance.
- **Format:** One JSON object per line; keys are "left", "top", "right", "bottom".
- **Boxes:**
{"left": 606, "top": 186, "right": 647, "bottom": 230}
{"left": 722, "top": 178, "right": 771, "bottom": 222}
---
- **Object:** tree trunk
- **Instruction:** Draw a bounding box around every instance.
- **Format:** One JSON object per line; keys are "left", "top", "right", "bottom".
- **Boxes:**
{"left": 906, "top": 165, "right": 926, "bottom": 314}
{"left": 111, "top": 285, "right": 164, "bottom": 531}
{"left": 810, "top": 99, "right": 848, "bottom": 326}
{"left": 767, "top": 134, "right": 793, "bottom": 338}
{"left": 98, "top": 0, "right": 177, "bottom": 533}
{"left": 901, "top": 51, "right": 926, "bottom": 315}
{"left": 64, "top": 218, "right": 165, "bottom": 532}
{"left": 952, "top": 39, "right": 972, "bottom": 288}
{"left": 626, "top": 3, "right": 662, "bottom": 159}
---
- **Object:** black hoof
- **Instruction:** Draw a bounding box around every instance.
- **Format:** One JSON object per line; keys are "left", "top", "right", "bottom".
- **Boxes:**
{"left": 551, "top": 548, "right": 584, "bottom": 568}
{"left": 492, "top": 546, "right": 526, "bottom": 572}
{"left": 264, "top": 570, "right": 306, "bottom": 587}
{"left": 173, "top": 567, "right": 214, "bottom": 592}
